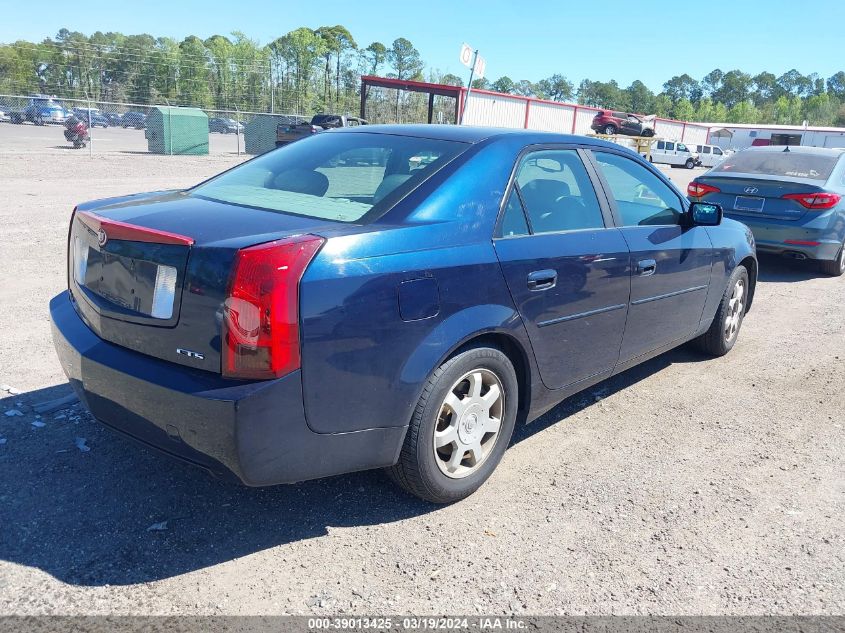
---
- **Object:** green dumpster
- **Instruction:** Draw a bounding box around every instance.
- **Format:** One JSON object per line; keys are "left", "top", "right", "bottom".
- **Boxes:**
{"left": 245, "top": 114, "right": 281, "bottom": 155}
{"left": 144, "top": 106, "right": 208, "bottom": 155}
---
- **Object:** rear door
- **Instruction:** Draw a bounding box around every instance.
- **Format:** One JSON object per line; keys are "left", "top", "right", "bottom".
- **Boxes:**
{"left": 494, "top": 147, "right": 631, "bottom": 390}
{"left": 589, "top": 150, "right": 713, "bottom": 363}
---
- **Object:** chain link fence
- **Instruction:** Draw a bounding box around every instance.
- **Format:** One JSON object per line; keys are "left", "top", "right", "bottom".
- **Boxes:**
{"left": 0, "top": 94, "right": 315, "bottom": 157}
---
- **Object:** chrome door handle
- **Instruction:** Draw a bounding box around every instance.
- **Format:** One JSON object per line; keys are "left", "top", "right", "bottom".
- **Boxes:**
{"left": 637, "top": 259, "right": 657, "bottom": 276}
{"left": 527, "top": 269, "right": 557, "bottom": 291}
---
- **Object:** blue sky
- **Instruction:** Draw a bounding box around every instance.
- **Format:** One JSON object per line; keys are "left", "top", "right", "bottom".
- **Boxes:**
{"left": 2, "top": 0, "right": 843, "bottom": 92}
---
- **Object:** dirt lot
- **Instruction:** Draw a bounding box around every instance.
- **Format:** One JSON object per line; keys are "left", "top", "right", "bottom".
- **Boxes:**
{"left": 0, "top": 145, "right": 842, "bottom": 616}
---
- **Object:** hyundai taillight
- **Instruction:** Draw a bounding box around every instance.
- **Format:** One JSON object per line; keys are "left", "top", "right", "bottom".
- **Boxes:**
{"left": 781, "top": 192, "right": 842, "bottom": 210}
{"left": 222, "top": 235, "right": 324, "bottom": 380}
{"left": 687, "top": 182, "right": 721, "bottom": 197}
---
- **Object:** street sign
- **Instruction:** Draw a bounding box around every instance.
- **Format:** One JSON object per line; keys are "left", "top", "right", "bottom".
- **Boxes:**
{"left": 459, "top": 43, "right": 474, "bottom": 69}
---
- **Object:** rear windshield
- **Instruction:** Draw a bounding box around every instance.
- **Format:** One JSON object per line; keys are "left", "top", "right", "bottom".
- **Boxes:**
{"left": 712, "top": 151, "right": 838, "bottom": 180}
{"left": 191, "top": 132, "right": 467, "bottom": 223}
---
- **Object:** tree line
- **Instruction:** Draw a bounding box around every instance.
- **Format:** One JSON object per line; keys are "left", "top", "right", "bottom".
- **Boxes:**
{"left": 2, "top": 28, "right": 845, "bottom": 127}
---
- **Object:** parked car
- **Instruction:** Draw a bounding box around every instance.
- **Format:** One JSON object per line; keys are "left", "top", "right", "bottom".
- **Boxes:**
{"left": 10, "top": 97, "right": 69, "bottom": 125}
{"left": 591, "top": 111, "right": 655, "bottom": 137}
{"left": 72, "top": 108, "right": 110, "bottom": 128}
{"left": 649, "top": 140, "right": 700, "bottom": 169}
{"left": 50, "top": 126, "right": 755, "bottom": 503}
{"left": 276, "top": 113, "right": 367, "bottom": 147}
{"left": 689, "top": 146, "right": 845, "bottom": 275}
{"left": 208, "top": 117, "right": 244, "bottom": 134}
{"left": 103, "top": 112, "right": 123, "bottom": 127}
{"left": 121, "top": 111, "right": 146, "bottom": 129}
{"left": 0, "top": 103, "right": 9, "bottom": 122}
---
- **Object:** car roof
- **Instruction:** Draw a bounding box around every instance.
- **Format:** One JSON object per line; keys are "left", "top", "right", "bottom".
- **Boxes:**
{"left": 331, "top": 124, "right": 628, "bottom": 149}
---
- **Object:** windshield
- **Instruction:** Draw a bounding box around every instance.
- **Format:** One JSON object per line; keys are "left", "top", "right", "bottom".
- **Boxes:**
{"left": 191, "top": 132, "right": 467, "bottom": 223}
{"left": 712, "top": 150, "right": 838, "bottom": 180}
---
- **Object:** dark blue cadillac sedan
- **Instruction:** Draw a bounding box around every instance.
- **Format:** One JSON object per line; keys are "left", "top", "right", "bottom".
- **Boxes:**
{"left": 50, "top": 126, "right": 756, "bottom": 503}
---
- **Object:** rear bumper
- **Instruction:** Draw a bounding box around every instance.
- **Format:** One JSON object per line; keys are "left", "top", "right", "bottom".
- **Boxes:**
{"left": 50, "top": 290, "right": 405, "bottom": 486}
{"left": 725, "top": 212, "right": 843, "bottom": 261}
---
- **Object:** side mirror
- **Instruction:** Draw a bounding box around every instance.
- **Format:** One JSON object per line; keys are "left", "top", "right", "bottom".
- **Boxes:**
{"left": 689, "top": 201, "right": 723, "bottom": 226}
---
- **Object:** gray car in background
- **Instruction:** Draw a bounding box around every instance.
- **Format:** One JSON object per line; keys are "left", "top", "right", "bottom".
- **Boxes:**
{"left": 688, "top": 146, "right": 845, "bottom": 276}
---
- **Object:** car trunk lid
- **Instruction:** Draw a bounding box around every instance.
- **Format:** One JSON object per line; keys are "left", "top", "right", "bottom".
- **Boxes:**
{"left": 68, "top": 191, "right": 344, "bottom": 373}
{"left": 693, "top": 174, "right": 829, "bottom": 221}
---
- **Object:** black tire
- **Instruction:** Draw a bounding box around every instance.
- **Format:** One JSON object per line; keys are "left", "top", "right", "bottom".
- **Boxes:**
{"left": 642, "top": 128, "right": 654, "bottom": 137}
{"left": 386, "top": 345, "right": 519, "bottom": 504}
{"left": 694, "top": 265, "right": 749, "bottom": 357}
{"left": 603, "top": 124, "right": 617, "bottom": 135}
{"left": 818, "top": 242, "right": 845, "bottom": 276}
{"left": 685, "top": 158, "right": 695, "bottom": 169}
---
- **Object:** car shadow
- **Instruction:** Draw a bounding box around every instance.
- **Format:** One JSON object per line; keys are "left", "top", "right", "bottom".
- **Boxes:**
{"left": 756, "top": 253, "right": 827, "bottom": 282}
{"left": 0, "top": 345, "right": 704, "bottom": 587}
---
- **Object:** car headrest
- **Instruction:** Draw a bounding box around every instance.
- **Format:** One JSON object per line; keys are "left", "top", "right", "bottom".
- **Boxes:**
{"left": 271, "top": 169, "right": 329, "bottom": 196}
{"left": 520, "top": 179, "right": 571, "bottom": 209}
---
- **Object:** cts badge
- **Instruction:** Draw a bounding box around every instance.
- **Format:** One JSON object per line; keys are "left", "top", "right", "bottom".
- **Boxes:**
{"left": 176, "top": 348, "right": 204, "bottom": 360}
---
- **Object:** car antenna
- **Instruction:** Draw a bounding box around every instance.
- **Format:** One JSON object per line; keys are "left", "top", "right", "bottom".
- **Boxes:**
{"left": 783, "top": 145, "right": 790, "bottom": 152}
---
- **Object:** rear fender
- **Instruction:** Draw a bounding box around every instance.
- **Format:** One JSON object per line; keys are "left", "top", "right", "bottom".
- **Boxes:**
{"left": 399, "top": 303, "right": 537, "bottom": 419}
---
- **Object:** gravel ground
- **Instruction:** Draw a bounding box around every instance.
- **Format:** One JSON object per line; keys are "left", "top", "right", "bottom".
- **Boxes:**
{"left": 0, "top": 147, "right": 842, "bottom": 616}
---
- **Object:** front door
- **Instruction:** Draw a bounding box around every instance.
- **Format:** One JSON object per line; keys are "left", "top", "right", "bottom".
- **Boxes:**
{"left": 494, "top": 148, "right": 631, "bottom": 390}
{"left": 589, "top": 150, "right": 713, "bottom": 364}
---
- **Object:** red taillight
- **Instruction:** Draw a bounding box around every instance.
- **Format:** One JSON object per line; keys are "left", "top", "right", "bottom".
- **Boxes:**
{"left": 781, "top": 192, "right": 842, "bottom": 210}
{"left": 687, "top": 182, "right": 721, "bottom": 197}
{"left": 222, "top": 235, "right": 324, "bottom": 380}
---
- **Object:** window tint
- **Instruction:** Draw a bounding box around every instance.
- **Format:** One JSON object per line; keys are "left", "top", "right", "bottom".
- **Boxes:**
{"left": 666, "top": 142, "right": 675, "bottom": 151}
{"left": 656, "top": 141, "right": 665, "bottom": 150}
{"left": 515, "top": 150, "right": 604, "bottom": 234}
{"left": 711, "top": 150, "right": 837, "bottom": 180}
{"left": 499, "top": 190, "right": 530, "bottom": 237}
{"left": 593, "top": 152, "right": 685, "bottom": 227}
{"left": 191, "top": 132, "right": 466, "bottom": 222}
{"left": 702, "top": 146, "right": 711, "bottom": 154}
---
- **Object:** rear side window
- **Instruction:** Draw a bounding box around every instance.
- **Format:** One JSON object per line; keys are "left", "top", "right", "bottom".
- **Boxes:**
{"left": 656, "top": 141, "right": 665, "bottom": 150}
{"left": 499, "top": 190, "right": 530, "bottom": 237}
{"left": 593, "top": 152, "right": 684, "bottom": 227}
{"left": 191, "top": 133, "right": 466, "bottom": 223}
{"left": 514, "top": 150, "right": 604, "bottom": 233}
{"left": 702, "top": 146, "right": 711, "bottom": 154}
{"left": 711, "top": 150, "right": 838, "bottom": 180}
{"left": 666, "top": 142, "right": 675, "bottom": 151}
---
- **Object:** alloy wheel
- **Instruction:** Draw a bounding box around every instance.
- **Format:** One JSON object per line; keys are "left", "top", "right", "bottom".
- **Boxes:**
{"left": 433, "top": 369, "right": 505, "bottom": 479}
{"left": 724, "top": 278, "right": 745, "bottom": 343}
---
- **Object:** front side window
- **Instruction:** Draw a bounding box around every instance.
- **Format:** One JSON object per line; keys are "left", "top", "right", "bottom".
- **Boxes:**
{"left": 191, "top": 133, "right": 466, "bottom": 223}
{"left": 713, "top": 147, "right": 723, "bottom": 155}
{"left": 514, "top": 150, "right": 604, "bottom": 234}
{"left": 592, "top": 152, "right": 684, "bottom": 227}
